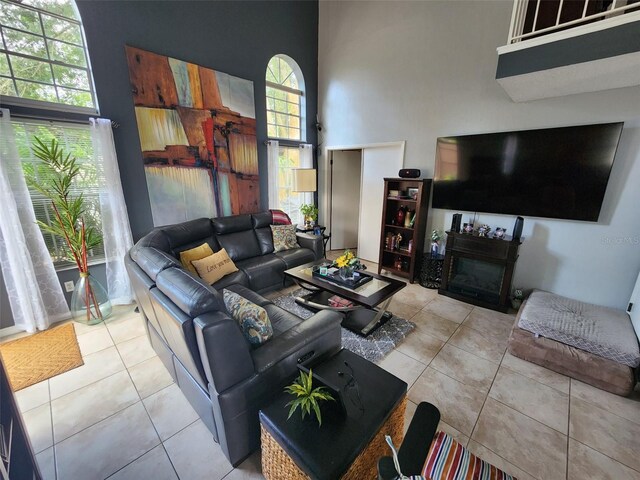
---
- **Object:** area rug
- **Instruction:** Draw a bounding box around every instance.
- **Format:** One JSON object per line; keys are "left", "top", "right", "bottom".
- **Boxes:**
{"left": 0, "top": 323, "right": 84, "bottom": 391}
{"left": 272, "top": 288, "right": 415, "bottom": 363}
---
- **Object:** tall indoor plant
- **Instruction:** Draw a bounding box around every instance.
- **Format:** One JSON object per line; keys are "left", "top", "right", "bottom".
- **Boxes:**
{"left": 25, "top": 137, "right": 111, "bottom": 324}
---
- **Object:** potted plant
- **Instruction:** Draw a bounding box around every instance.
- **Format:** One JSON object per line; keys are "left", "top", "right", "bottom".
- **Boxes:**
{"left": 300, "top": 203, "right": 318, "bottom": 228}
{"left": 25, "top": 137, "right": 112, "bottom": 325}
{"left": 430, "top": 230, "right": 441, "bottom": 256}
{"left": 285, "top": 369, "right": 334, "bottom": 426}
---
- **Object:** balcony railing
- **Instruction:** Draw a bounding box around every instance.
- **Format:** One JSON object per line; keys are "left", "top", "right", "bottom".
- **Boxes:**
{"left": 508, "top": 0, "right": 640, "bottom": 45}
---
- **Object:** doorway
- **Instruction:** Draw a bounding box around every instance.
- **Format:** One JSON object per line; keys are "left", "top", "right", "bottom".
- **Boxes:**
{"left": 329, "top": 150, "right": 362, "bottom": 251}
{"left": 323, "top": 142, "right": 405, "bottom": 263}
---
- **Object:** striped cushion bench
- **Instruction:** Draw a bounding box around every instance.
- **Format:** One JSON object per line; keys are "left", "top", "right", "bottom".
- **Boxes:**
{"left": 422, "top": 432, "right": 516, "bottom": 480}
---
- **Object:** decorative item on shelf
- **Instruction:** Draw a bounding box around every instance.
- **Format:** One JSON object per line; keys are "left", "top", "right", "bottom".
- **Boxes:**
{"left": 395, "top": 205, "right": 406, "bottom": 226}
{"left": 388, "top": 189, "right": 400, "bottom": 198}
{"left": 285, "top": 369, "right": 334, "bottom": 426}
{"left": 408, "top": 239, "right": 413, "bottom": 253}
{"left": 395, "top": 233, "right": 403, "bottom": 251}
{"left": 494, "top": 227, "right": 507, "bottom": 239}
{"left": 430, "top": 230, "right": 442, "bottom": 256}
{"left": 407, "top": 188, "right": 419, "bottom": 200}
{"left": 477, "top": 224, "right": 491, "bottom": 237}
{"left": 394, "top": 256, "right": 403, "bottom": 270}
{"left": 511, "top": 288, "right": 524, "bottom": 310}
{"left": 26, "top": 137, "right": 112, "bottom": 325}
{"left": 404, "top": 209, "right": 414, "bottom": 228}
{"left": 332, "top": 249, "right": 363, "bottom": 281}
{"left": 463, "top": 222, "right": 474, "bottom": 234}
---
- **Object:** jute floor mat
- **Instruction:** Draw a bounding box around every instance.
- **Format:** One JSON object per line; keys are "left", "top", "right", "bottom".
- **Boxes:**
{"left": 0, "top": 323, "right": 84, "bottom": 391}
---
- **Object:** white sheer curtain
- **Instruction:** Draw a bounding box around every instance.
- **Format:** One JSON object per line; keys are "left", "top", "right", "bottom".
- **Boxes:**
{"left": 299, "top": 143, "right": 314, "bottom": 207}
{"left": 267, "top": 139, "right": 280, "bottom": 209}
{"left": 90, "top": 118, "right": 134, "bottom": 305}
{"left": 0, "top": 109, "right": 70, "bottom": 332}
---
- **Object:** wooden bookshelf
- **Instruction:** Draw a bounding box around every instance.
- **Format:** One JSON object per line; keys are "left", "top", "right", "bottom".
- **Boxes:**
{"left": 378, "top": 178, "right": 432, "bottom": 283}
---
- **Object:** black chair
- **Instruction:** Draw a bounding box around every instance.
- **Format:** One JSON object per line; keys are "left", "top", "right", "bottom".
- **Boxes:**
{"left": 378, "top": 402, "right": 441, "bottom": 480}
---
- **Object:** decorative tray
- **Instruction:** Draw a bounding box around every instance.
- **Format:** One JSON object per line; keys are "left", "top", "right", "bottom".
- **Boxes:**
{"left": 311, "top": 266, "right": 372, "bottom": 289}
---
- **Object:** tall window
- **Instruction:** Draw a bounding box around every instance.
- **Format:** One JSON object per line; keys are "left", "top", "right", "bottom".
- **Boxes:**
{"left": 13, "top": 118, "right": 105, "bottom": 269}
{"left": 2, "top": 0, "right": 103, "bottom": 269}
{"left": 269, "top": 145, "right": 313, "bottom": 225}
{"left": 0, "top": 0, "right": 97, "bottom": 112}
{"left": 266, "top": 55, "right": 312, "bottom": 224}
{"left": 266, "top": 55, "right": 304, "bottom": 141}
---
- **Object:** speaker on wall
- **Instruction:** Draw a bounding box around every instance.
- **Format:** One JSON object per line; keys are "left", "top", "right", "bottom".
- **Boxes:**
{"left": 399, "top": 169, "right": 420, "bottom": 178}
{"left": 451, "top": 213, "right": 462, "bottom": 233}
{"left": 513, "top": 216, "right": 524, "bottom": 241}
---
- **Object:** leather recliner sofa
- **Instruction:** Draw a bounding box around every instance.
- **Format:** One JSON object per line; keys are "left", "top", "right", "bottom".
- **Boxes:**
{"left": 125, "top": 212, "right": 342, "bottom": 466}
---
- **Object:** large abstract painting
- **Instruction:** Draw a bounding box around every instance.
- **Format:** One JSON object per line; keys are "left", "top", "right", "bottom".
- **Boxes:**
{"left": 125, "top": 46, "right": 260, "bottom": 226}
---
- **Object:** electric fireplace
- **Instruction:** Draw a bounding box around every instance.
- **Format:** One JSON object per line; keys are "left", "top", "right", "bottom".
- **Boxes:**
{"left": 439, "top": 231, "right": 522, "bottom": 312}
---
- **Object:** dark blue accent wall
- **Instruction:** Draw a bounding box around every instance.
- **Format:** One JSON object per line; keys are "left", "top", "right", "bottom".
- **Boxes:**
{"left": 496, "top": 20, "right": 640, "bottom": 79}
{"left": 0, "top": 1, "right": 318, "bottom": 330}
{"left": 76, "top": 0, "right": 319, "bottom": 241}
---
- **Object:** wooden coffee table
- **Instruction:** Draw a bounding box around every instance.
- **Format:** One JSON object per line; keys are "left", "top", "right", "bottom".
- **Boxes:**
{"left": 259, "top": 349, "right": 407, "bottom": 479}
{"left": 284, "top": 261, "right": 406, "bottom": 336}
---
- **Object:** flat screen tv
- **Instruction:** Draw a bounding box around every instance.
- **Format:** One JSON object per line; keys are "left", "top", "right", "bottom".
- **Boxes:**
{"left": 432, "top": 123, "right": 623, "bottom": 222}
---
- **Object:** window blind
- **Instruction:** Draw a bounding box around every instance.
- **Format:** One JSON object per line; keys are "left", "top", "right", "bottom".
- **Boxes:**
{"left": 10, "top": 118, "right": 105, "bottom": 269}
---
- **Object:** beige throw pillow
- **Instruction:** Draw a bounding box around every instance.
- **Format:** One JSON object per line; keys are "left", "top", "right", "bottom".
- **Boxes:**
{"left": 179, "top": 243, "right": 214, "bottom": 274}
{"left": 191, "top": 248, "right": 239, "bottom": 285}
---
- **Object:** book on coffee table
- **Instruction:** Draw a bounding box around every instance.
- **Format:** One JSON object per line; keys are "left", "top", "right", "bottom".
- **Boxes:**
{"left": 328, "top": 295, "right": 354, "bottom": 308}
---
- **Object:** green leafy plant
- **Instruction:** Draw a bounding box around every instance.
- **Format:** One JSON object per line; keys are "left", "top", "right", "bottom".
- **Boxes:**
{"left": 285, "top": 369, "right": 334, "bottom": 426}
{"left": 431, "top": 229, "right": 442, "bottom": 243}
{"left": 25, "top": 137, "right": 104, "bottom": 321}
{"left": 300, "top": 203, "right": 318, "bottom": 222}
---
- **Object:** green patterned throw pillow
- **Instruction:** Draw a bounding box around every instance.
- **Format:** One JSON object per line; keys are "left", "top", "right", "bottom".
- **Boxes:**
{"left": 270, "top": 224, "right": 300, "bottom": 252}
{"left": 223, "top": 289, "right": 273, "bottom": 346}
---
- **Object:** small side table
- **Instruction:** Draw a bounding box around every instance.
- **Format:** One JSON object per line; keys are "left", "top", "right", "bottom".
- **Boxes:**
{"left": 296, "top": 225, "right": 331, "bottom": 258}
{"left": 419, "top": 254, "right": 445, "bottom": 289}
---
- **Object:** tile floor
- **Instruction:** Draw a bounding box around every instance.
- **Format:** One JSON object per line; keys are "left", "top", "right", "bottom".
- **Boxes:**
{"left": 5, "top": 257, "right": 640, "bottom": 480}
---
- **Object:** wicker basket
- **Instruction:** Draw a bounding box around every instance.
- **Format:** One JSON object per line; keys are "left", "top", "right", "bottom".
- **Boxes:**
{"left": 261, "top": 396, "right": 406, "bottom": 479}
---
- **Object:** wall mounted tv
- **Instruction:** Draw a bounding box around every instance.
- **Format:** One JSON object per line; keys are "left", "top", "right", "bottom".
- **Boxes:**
{"left": 432, "top": 123, "right": 623, "bottom": 222}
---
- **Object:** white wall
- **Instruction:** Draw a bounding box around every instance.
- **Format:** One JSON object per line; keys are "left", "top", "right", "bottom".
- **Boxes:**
{"left": 357, "top": 144, "right": 404, "bottom": 262}
{"left": 318, "top": 0, "right": 640, "bottom": 309}
{"left": 330, "top": 150, "right": 362, "bottom": 250}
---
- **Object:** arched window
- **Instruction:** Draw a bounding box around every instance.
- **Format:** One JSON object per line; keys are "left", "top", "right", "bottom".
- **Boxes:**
{"left": 266, "top": 55, "right": 305, "bottom": 141}
{"left": 0, "top": 0, "right": 98, "bottom": 112}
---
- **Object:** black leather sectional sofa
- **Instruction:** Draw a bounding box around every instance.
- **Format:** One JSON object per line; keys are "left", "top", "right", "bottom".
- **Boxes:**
{"left": 125, "top": 212, "right": 342, "bottom": 465}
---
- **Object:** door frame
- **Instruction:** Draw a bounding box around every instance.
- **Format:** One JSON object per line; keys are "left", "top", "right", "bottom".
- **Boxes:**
{"left": 321, "top": 141, "right": 406, "bottom": 253}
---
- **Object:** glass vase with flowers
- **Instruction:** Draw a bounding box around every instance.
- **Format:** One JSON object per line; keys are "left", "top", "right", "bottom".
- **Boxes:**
{"left": 332, "top": 249, "right": 364, "bottom": 281}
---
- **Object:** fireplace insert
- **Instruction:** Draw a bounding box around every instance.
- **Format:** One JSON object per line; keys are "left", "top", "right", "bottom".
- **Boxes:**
{"left": 448, "top": 257, "right": 505, "bottom": 304}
